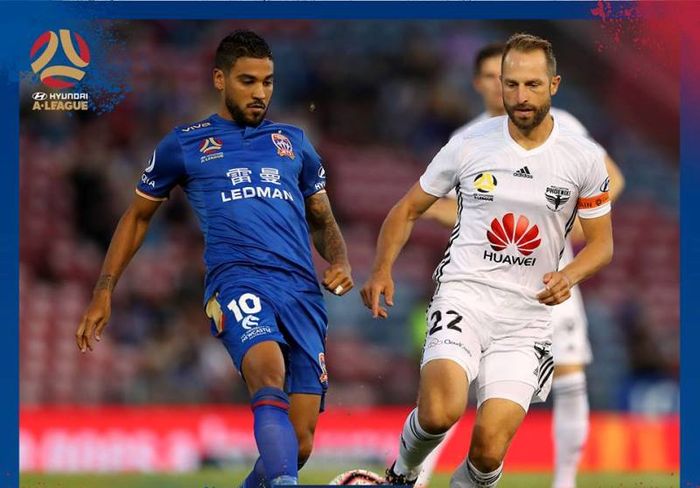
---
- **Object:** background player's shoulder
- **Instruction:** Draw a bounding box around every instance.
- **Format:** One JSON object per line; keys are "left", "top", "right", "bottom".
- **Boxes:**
{"left": 556, "top": 119, "right": 601, "bottom": 157}
{"left": 558, "top": 127, "right": 601, "bottom": 155}
{"left": 454, "top": 115, "right": 503, "bottom": 143}
{"left": 451, "top": 111, "right": 489, "bottom": 138}
{"left": 551, "top": 107, "right": 589, "bottom": 138}
{"left": 444, "top": 116, "right": 504, "bottom": 166}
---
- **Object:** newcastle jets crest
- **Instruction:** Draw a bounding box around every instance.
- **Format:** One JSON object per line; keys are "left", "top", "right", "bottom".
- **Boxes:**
{"left": 272, "top": 133, "right": 295, "bottom": 160}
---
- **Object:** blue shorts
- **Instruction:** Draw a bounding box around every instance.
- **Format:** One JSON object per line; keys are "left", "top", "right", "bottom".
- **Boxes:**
{"left": 206, "top": 280, "right": 329, "bottom": 406}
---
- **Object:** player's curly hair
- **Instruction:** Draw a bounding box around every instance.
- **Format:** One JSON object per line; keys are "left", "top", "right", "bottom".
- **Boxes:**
{"left": 215, "top": 30, "right": 273, "bottom": 72}
{"left": 503, "top": 33, "right": 557, "bottom": 77}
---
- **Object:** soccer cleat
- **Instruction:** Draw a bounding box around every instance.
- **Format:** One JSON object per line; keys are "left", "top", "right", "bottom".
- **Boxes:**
{"left": 270, "top": 475, "right": 297, "bottom": 485}
{"left": 384, "top": 462, "right": 417, "bottom": 487}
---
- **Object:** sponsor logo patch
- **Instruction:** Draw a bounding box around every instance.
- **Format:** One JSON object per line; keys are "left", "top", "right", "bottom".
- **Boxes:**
{"left": 200, "top": 137, "right": 224, "bottom": 163}
{"left": 472, "top": 172, "right": 497, "bottom": 201}
{"left": 487, "top": 213, "right": 541, "bottom": 256}
{"left": 513, "top": 166, "right": 533, "bottom": 179}
{"left": 319, "top": 353, "right": 329, "bottom": 384}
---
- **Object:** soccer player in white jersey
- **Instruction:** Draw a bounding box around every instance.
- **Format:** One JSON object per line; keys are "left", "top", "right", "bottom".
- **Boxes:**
{"left": 423, "top": 43, "right": 625, "bottom": 488}
{"left": 361, "top": 34, "right": 613, "bottom": 488}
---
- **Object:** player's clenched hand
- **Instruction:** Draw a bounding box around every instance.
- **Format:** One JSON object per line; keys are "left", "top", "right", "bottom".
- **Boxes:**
{"left": 537, "top": 271, "right": 572, "bottom": 306}
{"left": 76, "top": 291, "right": 112, "bottom": 353}
{"left": 323, "top": 263, "right": 354, "bottom": 296}
{"left": 360, "top": 271, "right": 394, "bottom": 319}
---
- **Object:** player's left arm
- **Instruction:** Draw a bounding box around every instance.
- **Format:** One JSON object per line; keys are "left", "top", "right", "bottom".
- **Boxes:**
{"left": 305, "top": 191, "right": 353, "bottom": 296}
{"left": 538, "top": 213, "right": 613, "bottom": 305}
{"left": 570, "top": 153, "right": 625, "bottom": 243}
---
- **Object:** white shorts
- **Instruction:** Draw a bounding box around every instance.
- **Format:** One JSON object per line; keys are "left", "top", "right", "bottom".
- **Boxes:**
{"left": 420, "top": 285, "right": 553, "bottom": 413}
{"left": 551, "top": 285, "right": 592, "bottom": 366}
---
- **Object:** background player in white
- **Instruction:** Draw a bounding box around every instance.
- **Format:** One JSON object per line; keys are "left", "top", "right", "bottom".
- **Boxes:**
{"left": 361, "top": 34, "right": 613, "bottom": 488}
{"left": 423, "top": 42, "right": 625, "bottom": 488}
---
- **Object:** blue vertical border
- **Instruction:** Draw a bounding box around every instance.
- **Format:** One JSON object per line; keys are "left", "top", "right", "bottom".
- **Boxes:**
{"left": 0, "top": 3, "right": 19, "bottom": 487}
{"left": 0, "top": 63, "right": 18, "bottom": 488}
{"left": 680, "top": 30, "right": 699, "bottom": 488}
{"left": 0, "top": 1, "right": 690, "bottom": 486}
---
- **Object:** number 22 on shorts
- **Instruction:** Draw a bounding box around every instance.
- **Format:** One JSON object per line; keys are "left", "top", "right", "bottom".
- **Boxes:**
{"left": 428, "top": 309, "right": 463, "bottom": 335}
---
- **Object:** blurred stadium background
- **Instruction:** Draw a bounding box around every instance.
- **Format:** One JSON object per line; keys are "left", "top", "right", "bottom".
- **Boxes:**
{"left": 19, "top": 20, "right": 678, "bottom": 485}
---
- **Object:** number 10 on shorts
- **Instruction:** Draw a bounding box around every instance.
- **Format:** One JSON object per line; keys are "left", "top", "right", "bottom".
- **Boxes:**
{"left": 227, "top": 293, "right": 263, "bottom": 330}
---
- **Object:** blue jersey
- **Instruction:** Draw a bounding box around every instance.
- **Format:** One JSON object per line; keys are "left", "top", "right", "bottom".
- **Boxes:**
{"left": 136, "top": 114, "right": 327, "bottom": 301}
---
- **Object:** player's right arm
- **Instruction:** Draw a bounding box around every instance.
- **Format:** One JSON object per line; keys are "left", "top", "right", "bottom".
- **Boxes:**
{"left": 361, "top": 184, "right": 438, "bottom": 319}
{"left": 76, "top": 194, "right": 162, "bottom": 352}
{"left": 76, "top": 131, "right": 186, "bottom": 352}
{"left": 362, "top": 137, "right": 462, "bottom": 319}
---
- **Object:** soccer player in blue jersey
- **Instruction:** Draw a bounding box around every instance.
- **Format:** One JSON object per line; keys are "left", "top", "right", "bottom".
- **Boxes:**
{"left": 75, "top": 30, "right": 353, "bottom": 486}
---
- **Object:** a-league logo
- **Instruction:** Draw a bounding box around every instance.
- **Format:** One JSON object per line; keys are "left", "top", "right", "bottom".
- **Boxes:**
{"left": 30, "top": 29, "right": 90, "bottom": 89}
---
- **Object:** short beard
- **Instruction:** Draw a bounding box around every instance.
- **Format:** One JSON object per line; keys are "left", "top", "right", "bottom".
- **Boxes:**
{"left": 225, "top": 97, "right": 267, "bottom": 127}
{"left": 505, "top": 99, "right": 551, "bottom": 133}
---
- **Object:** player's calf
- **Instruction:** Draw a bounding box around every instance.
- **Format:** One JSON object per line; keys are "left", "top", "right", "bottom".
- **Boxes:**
{"left": 468, "top": 418, "right": 514, "bottom": 474}
{"left": 296, "top": 430, "right": 314, "bottom": 468}
{"left": 389, "top": 408, "right": 448, "bottom": 484}
{"left": 289, "top": 392, "right": 323, "bottom": 470}
{"left": 465, "top": 397, "right": 528, "bottom": 476}
{"left": 251, "top": 387, "right": 299, "bottom": 485}
{"left": 389, "top": 360, "right": 468, "bottom": 484}
{"left": 468, "top": 419, "right": 515, "bottom": 472}
{"left": 552, "top": 369, "right": 589, "bottom": 488}
{"left": 466, "top": 445, "right": 504, "bottom": 474}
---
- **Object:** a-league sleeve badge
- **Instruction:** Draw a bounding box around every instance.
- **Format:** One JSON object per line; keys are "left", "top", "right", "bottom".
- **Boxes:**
{"left": 271, "top": 133, "right": 296, "bottom": 160}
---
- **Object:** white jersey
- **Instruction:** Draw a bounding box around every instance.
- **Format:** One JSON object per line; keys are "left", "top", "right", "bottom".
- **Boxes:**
{"left": 421, "top": 115, "right": 610, "bottom": 320}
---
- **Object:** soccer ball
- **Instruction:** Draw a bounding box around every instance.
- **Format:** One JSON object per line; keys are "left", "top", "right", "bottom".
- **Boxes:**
{"left": 329, "top": 469, "right": 385, "bottom": 485}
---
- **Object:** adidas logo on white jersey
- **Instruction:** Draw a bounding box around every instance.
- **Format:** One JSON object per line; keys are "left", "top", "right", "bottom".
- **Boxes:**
{"left": 513, "top": 166, "right": 533, "bottom": 178}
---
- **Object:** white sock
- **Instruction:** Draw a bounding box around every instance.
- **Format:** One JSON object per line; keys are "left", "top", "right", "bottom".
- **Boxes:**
{"left": 552, "top": 371, "right": 589, "bottom": 488}
{"left": 465, "top": 458, "right": 503, "bottom": 487}
{"left": 394, "top": 408, "right": 446, "bottom": 479}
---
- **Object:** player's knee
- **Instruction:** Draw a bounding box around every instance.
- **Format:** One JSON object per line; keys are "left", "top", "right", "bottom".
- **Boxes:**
{"left": 417, "top": 404, "right": 461, "bottom": 434}
{"left": 246, "top": 372, "right": 286, "bottom": 394}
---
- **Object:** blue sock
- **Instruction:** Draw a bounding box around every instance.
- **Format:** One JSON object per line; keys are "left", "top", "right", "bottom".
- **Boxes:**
{"left": 242, "top": 457, "right": 267, "bottom": 488}
{"left": 251, "top": 387, "right": 298, "bottom": 484}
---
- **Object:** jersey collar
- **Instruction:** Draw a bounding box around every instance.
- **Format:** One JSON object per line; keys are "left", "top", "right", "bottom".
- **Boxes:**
{"left": 211, "top": 113, "right": 270, "bottom": 134}
{"left": 502, "top": 112, "right": 559, "bottom": 157}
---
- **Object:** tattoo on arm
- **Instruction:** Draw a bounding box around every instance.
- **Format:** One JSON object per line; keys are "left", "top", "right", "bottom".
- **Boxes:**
{"left": 94, "top": 274, "right": 115, "bottom": 292}
{"left": 305, "top": 193, "right": 349, "bottom": 265}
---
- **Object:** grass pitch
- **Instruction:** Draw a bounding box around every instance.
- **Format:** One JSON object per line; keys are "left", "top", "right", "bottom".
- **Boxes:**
{"left": 21, "top": 468, "right": 680, "bottom": 487}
